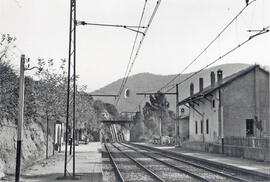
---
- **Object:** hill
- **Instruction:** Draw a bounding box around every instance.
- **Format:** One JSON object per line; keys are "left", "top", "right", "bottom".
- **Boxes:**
{"left": 92, "top": 63, "right": 250, "bottom": 112}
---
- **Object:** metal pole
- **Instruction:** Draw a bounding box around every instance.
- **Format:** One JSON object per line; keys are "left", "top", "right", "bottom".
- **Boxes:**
{"left": 72, "top": 35, "right": 77, "bottom": 177}
{"left": 64, "top": 0, "right": 73, "bottom": 176}
{"left": 69, "top": 133, "right": 72, "bottom": 155}
{"left": 59, "top": 123, "right": 62, "bottom": 152}
{"left": 139, "top": 105, "right": 144, "bottom": 136}
{"left": 113, "top": 124, "right": 119, "bottom": 142}
{"left": 112, "top": 125, "right": 117, "bottom": 142}
{"left": 110, "top": 125, "right": 114, "bottom": 142}
{"left": 53, "top": 121, "right": 56, "bottom": 156}
{"left": 53, "top": 122, "right": 58, "bottom": 155}
{"left": 72, "top": 0, "right": 77, "bottom": 176}
{"left": 46, "top": 112, "right": 49, "bottom": 159}
{"left": 159, "top": 117, "right": 162, "bottom": 144}
{"left": 15, "top": 54, "right": 25, "bottom": 182}
{"left": 175, "top": 84, "right": 179, "bottom": 146}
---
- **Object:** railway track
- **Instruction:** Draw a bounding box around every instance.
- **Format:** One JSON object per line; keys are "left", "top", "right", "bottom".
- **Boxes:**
{"left": 120, "top": 143, "right": 250, "bottom": 182}
{"left": 105, "top": 142, "right": 255, "bottom": 181}
{"left": 127, "top": 143, "right": 270, "bottom": 182}
{"left": 104, "top": 143, "right": 165, "bottom": 182}
{"left": 119, "top": 143, "right": 247, "bottom": 182}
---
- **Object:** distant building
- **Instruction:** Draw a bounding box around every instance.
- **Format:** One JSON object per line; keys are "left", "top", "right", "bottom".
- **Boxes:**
{"left": 178, "top": 65, "right": 269, "bottom": 143}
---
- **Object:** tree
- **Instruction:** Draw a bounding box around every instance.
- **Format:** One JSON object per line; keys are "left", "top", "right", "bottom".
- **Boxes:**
{"left": 0, "top": 34, "right": 17, "bottom": 62}
{"left": 0, "top": 34, "right": 19, "bottom": 121}
{"left": 35, "top": 58, "right": 67, "bottom": 158}
{"left": 0, "top": 59, "right": 18, "bottom": 121}
{"left": 142, "top": 91, "right": 174, "bottom": 136}
{"left": 104, "top": 103, "right": 119, "bottom": 118}
{"left": 130, "top": 111, "right": 145, "bottom": 142}
{"left": 35, "top": 58, "right": 67, "bottom": 127}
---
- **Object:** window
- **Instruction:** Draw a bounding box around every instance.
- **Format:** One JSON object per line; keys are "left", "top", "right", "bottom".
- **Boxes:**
{"left": 212, "top": 100, "right": 215, "bottom": 108}
{"left": 181, "top": 108, "right": 185, "bottom": 114}
{"left": 195, "top": 121, "right": 198, "bottom": 134}
{"left": 246, "top": 119, "right": 254, "bottom": 136}
{"left": 190, "top": 83, "right": 194, "bottom": 96}
{"left": 206, "top": 119, "right": 209, "bottom": 134}
{"left": 201, "top": 120, "right": 203, "bottom": 134}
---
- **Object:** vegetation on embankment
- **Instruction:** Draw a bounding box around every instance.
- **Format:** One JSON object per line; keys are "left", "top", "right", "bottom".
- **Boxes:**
{"left": 0, "top": 34, "right": 118, "bottom": 177}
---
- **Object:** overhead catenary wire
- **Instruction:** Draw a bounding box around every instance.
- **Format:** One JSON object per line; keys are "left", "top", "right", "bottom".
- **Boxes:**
{"left": 165, "top": 26, "right": 269, "bottom": 93}
{"left": 157, "top": 0, "right": 257, "bottom": 92}
{"left": 116, "top": 0, "right": 148, "bottom": 105}
{"left": 115, "top": 0, "right": 162, "bottom": 105}
{"left": 77, "top": 21, "right": 147, "bottom": 29}
{"left": 116, "top": 0, "right": 162, "bottom": 105}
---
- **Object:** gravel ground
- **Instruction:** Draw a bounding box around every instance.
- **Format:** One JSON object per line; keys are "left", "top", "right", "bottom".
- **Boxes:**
{"left": 115, "top": 143, "right": 200, "bottom": 182}
{"left": 167, "top": 148, "right": 266, "bottom": 181}
{"left": 150, "top": 153, "right": 234, "bottom": 182}
{"left": 102, "top": 158, "right": 116, "bottom": 182}
{"left": 107, "top": 143, "right": 259, "bottom": 182}
{"left": 120, "top": 143, "right": 257, "bottom": 182}
{"left": 104, "top": 144, "right": 156, "bottom": 182}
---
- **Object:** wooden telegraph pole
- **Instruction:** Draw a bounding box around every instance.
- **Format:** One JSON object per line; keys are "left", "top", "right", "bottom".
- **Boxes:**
{"left": 15, "top": 55, "right": 42, "bottom": 182}
{"left": 15, "top": 55, "right": 25, "bottom": 182}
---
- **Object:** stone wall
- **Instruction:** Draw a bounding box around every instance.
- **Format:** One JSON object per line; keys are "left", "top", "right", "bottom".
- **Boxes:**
{"left": 0, "top": 117, "right": 53, "bottom": 176}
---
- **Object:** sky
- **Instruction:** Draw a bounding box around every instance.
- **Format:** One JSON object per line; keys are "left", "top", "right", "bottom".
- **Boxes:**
{"left": 1, "top": 0, "right": 270, "bottom": 92}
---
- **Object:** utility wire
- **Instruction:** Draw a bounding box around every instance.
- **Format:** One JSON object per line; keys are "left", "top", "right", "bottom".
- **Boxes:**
{"left": 165, "top": 26, "right": 269, "bottom": 93}
{"left": 116, "top": 0, "right": 148, "bottom": 105}
{"left": 77, "top": 22, "right": 147, "bottom": 29}
{"left": 157, "top": 0, "right": 257, "bottom": 92}
{"left": 116, "top": 0, "right": 162, "bottom": 105}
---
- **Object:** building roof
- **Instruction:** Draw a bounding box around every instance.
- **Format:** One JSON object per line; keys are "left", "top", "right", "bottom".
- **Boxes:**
{"left": 178, "top": 65, "right": 269, "bottom": 106}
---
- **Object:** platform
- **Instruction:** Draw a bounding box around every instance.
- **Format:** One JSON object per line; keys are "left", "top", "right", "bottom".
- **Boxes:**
{"left": 134, "top": 142, "right": 270, "bottom": 178}
{"left": 1, "top": 142, "right": 103, "bottom": 182}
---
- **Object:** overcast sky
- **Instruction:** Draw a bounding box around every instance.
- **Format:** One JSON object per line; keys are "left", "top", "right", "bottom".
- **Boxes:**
{"left": 1, "top": 0, "right": 270, "bottom": 91}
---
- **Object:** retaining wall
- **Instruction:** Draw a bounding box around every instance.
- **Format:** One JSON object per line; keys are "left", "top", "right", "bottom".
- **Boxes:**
{"left": 182, "top": 141, "right": 270, "bottom": 162}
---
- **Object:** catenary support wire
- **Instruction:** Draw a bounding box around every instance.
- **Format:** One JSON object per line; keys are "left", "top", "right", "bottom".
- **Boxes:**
{"left": 157, "top": 0, "right": 257, "bottom": 92}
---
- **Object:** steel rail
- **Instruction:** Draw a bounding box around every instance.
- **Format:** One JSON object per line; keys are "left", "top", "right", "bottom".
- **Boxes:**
{"left": 126, "top": 143, "right": 248, "bottom": 182}
{"left": 104, "top": 143, "right": 125, "bottom": 182}
{"left": 132, "top": 143, "right": 270, "bottom": 181}
{"left": 120, "top": 143, "right": 208, "bottom": 182}
{"left": 153, "top": 150, "right": 248, "bottom": 182}
{"left": 110, "top": 143, "right": 165, "bottom": 182}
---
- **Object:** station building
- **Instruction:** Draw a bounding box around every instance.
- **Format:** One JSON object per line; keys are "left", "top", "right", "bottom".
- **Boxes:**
{"left": 178, "top": 65, "right": 270, "bottom": 143}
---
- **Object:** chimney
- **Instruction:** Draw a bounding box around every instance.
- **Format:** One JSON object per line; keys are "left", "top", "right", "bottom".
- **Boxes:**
{"left": 217, "top": 69, "right": 223, "bottom": 84}
{"left": 210, "top": 71, "right": 215, "bottom": 87}
{"left": 190, "top": 83, "right": 194, "bottom": 96}
{"left": 199, "top": 78, "right": 203, "bottom": 92}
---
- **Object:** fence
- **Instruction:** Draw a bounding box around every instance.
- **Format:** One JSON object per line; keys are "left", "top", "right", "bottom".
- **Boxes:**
{"left": 224, "top": 136, "right": 270, "bottom": 148}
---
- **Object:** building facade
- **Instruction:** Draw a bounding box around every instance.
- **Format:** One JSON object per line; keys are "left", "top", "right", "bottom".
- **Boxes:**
{"left": 178, "top": 65, "right": 270, "bottom": 143}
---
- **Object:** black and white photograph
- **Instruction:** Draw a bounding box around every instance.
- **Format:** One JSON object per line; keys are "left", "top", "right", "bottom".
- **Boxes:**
{"left": 0, "top": 0, "right": 270, "bottom": 181}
